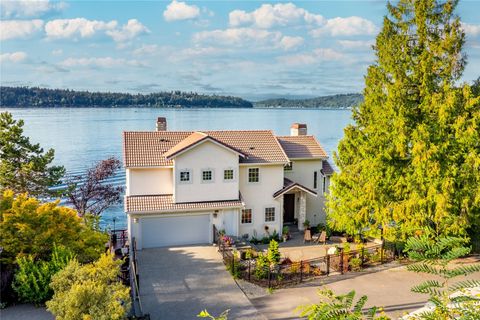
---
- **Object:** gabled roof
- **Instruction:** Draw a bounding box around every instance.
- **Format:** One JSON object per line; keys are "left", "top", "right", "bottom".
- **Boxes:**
{"left": 321, "top": 160, "right": 335, "bottom": 175}
{"left": 163, "top": 132, "right": 247, "bottom": 160}
{"left": 123, "top": 130, "right": 289, "bottom": 167}
{"left": 125, "top": 194, "right": 244, "bottom": 214}
{"left": 273, "top": 178, "right": 317, "bottom": 199}
{"left": 276, "top": 135, "right": 328, "bottom": 159}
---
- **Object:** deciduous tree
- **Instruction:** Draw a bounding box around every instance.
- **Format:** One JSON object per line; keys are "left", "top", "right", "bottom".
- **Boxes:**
{"left": 0, "top": 112, "right": 65, "bottom": 197}
{"left": 65, "top": 157, "right": 123, "bottom": 217}
{"left": 327, "top": 0, "right": 480, "bottom": 241}
{"left": 0, "top": 190, "right": 108, "bottom": 265}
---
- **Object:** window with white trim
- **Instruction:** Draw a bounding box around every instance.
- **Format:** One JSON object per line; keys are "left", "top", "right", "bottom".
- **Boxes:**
{"left": 224, "top": 169, "right": 234, "bottom": 181}
{"left": 265, "top": 207, "right": 275, "bottom": 222}
{"left": 284, "top": 162, "right": 293, "bottom": 171}
{"left": 314, "top": 171, "right": 318, "bottom": 189}
{"left": 248, "top": 168, "right": 259, "bottom": 183}
{"left": 202, "top": 169, "right": 213, "bottom": 182}
{"left": 179, "top": 170, "right": 191, "bottom": 183}
{"left": 241, "top": 209, "right": 252, "bottom": 224}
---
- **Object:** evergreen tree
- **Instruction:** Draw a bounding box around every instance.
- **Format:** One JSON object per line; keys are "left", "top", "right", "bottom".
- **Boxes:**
{"left": 0, "top": 112, "right": 65, "bottom": 197}
{"left": 327, "top": 0, "right": 480, "bottom": 241}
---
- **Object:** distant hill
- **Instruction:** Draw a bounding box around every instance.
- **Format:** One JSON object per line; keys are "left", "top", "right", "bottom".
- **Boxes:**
{"left": 0, "top": 86, "right": 253, "bottom": 108}
{"left": 254, "top": 93, "right": 363, "bottom": 109}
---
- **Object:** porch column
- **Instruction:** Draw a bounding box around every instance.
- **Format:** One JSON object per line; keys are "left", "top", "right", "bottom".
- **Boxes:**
{"left": 298, "top": 191, "right": 307, "bottom": 230}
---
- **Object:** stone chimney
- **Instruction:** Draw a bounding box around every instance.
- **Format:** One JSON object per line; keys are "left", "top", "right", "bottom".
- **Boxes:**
{"left": 156, "top": 117, "right": 167, "bottom": 131}
{"left": 290, "top": 123, "right": 307, "bottom": 136}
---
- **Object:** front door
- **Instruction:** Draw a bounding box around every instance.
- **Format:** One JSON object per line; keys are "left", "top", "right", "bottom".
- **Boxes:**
{"left": 283, "top": 194, "right": 295, "bottom": 224}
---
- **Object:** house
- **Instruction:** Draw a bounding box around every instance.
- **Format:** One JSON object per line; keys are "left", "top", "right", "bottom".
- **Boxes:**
{"left": 123, "top": 118, "right": 334, "bottom": 249}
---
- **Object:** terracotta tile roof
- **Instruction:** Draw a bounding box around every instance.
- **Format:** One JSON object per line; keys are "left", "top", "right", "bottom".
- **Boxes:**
{"left": 321, "top": 160, "right": 335, "bottom": 175}
{"left": 273, "top": 178, "right": 317, "bottom": 198}
{"left": 125, "top": 194, "right": 244, "bottom": 213}
{"left": 163, "top": 132, "right": 247, "bottom": 160}
{"left": 276, "top": 135, "right": 328, "bottom": 159}
{"left": 123, "top": 130, "right": 289, "bottom": 167}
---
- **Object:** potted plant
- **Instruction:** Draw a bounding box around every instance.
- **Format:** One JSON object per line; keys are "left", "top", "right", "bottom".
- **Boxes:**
{"left": 282, "top": 226, "right": 289, "bottom": 242}
{"left": 303, "top": 219, "right": 310, "bottom": 230}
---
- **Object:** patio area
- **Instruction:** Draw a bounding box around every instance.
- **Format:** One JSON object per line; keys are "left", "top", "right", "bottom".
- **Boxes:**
{"left": 255, "top": 227, "right": 380, "bottom": 261}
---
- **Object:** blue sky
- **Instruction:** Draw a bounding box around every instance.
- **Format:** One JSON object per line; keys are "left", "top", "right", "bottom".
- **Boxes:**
{"left": 1, "top": 0, "right": 479, "bottom": 100}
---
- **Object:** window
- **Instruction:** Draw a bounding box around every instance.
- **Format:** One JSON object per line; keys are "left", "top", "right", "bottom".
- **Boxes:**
{"left": 202, "top": 169, "right": 213, "bottom": 182}
{"left": 314, "top": 171, "right": 318, "bottom": 189}
{"left": 179, "top": 170, "right": 191, "bottom": 182}
{"left": 241, "top": 209, "right": 252, "bottom": 224}
{"left": 248, "top": 168, "right": 259, "bottom": 183}
{"left": 265, "top": 207, "right": 275, "bottom": 222}
{"left": 323, "top": 176, "right": 327, "bottom": 194}
{"left": 224, "top": 169, "right": 234, "bottom": 180}
{"left": 284, "top": 162, "right": 293, "bottom": 171}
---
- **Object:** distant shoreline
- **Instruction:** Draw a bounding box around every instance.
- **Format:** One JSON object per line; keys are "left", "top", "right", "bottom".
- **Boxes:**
{"left": 1, "top": 105, "right": 352, "bottom": 110}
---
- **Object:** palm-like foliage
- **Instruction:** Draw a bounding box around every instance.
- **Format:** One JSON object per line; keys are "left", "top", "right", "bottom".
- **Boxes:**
{"left": 298, "top": 289, "right": 390, "bottom": 320}
{"left": 404, "top": 236, "right": 480, "bottom": 319}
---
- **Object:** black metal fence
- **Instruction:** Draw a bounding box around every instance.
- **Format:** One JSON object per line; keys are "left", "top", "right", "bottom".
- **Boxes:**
{"left": 217, "top": 236, "right": 398, "bottom": 289}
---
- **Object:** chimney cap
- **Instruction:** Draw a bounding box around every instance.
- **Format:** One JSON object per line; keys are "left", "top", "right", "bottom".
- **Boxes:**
{"left": 291, "top": 123, "right": 307, "bottom": 129}
{"left": 157, "top": 117, "right": 166, "bottom": 122}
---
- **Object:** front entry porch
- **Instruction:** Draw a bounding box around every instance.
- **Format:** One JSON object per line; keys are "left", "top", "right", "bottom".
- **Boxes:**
{"left": 274, "top": 178, "right": 317, "bottom": 231}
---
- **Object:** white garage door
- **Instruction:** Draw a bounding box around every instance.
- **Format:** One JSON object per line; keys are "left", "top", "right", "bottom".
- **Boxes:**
{"left": 141, "top": 214, "right": 211, "bottom": 248}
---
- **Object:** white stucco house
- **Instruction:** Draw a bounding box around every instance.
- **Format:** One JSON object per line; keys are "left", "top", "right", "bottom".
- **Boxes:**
{"left": 123, "top": 118, "right": 334, "bottom": 249}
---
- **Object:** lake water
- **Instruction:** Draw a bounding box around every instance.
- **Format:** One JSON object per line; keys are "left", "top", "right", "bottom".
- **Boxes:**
{"left": 1, "top": 107, "right": 352, "bottom": 230}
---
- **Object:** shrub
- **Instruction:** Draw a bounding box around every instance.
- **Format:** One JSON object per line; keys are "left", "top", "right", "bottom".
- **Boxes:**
{"left": 46, "top": 253, "right": 131, "bottom": 320}
{"left": 12, "top": 245, "right": 74, "bottom": 305}
{"left": 349, "top": 257, "right": 362, "bottom": 271}
{"left": 255, "top": 253, "right": 269, "bottom": 279}
{"left": 267, "top": 239, "right": 280, "bottom": 266}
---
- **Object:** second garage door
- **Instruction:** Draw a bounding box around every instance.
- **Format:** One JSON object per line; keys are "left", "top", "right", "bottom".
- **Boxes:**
{"left": 141, "top": 214, "right": 211, "bottom": 248}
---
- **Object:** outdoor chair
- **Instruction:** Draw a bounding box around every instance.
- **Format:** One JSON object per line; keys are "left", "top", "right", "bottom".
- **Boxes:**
{"left": 304, "top": 229, "right": 312, "bottom": 243}
{"left": 317, "top": 231, "right": 327, "bottom": 245}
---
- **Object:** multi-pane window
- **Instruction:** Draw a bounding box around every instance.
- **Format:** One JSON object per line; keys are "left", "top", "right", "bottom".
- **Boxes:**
{"left": 248, "top": 168, "right": 259, "bottom": 183}
{"left": 202, "top": 170, "right": 213, "bottom": 182}
{"left": 180, "top": 170, "right": 190, "bottom": 182}
{"left": 265, "top": 207, "right": 275, "bottom": 222}
{"left": 314, "top": 171, "right": 318, "bottom": 189}
{"left": 284, "top": 163, "right": 293, "bottom": 171}
{"left": 224, "top": 169, "right": 234, "bottom": 180}
{"left": 241, "top": 209, "right": 252, "bottom": 224}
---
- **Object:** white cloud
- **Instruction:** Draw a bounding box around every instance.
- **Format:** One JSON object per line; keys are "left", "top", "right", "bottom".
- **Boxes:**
{"left": 462, "top": 23, "right": 480, "bottom": 37}
{"left": 0, "top": 51, "right": 28, "bottom": 63}
{"left": 51, "top": 49, "right": 63, "bottom": 55}
{"left": 44, "top": 18, "right": 148, "bottom": 42}
{"left": 279, "top": 36, "right": 304, "bottom": 50}
{"left": 106, "top": 19, "right": 149, "bottom": 42}
{"left": 0, "top": 0, "right": 65, "bottom": 18}
{"left": 229, "top": 3, "right": 324, "bottom": 29}
{"left": 338, "top": 39, "right": 374, "bottom": 50}
{"left": 0, "top": 19, "right": 44, "bottom": 41}
{"left": 278, "top": 48, "right": 344, "bottom": 65}
{"left": 193, "top": 27, "right": 282, "bottom": 47}
{"left": 59, "top": 57, "right": 146, "bottom": 68}
{"left": 132, "top": 44, "right": 159, "bottom": 56}
{"left": 310, "top": 16, "right": 377, "bottom": 37}
{"left": 163, "top": 0, "right": 200, "bottom": 22}
{"left": 45, "top": 18, "right": 117, "bottom": 39}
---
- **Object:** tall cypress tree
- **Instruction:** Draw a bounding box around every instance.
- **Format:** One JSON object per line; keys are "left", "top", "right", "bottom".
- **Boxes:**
{"left": 327, "top": 0, "right": 480, "bottom": 241}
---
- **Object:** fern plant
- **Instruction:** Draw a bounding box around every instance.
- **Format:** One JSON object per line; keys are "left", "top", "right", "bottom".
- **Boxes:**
{"left": 298, "top": 289, "right": 390, "bottom": 320}
{"left": 404, "top": 236, "right": 480, "bottom": 319}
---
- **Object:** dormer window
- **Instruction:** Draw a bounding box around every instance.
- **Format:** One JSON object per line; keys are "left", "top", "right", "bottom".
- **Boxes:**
{"left": 179, "top": 169, "right": 191, "bottom": 183}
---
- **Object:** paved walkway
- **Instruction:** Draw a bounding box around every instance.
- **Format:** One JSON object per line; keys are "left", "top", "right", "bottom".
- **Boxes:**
{"left": 0, "top": 304, "right": 53, "bottom": 320}
{"left": 250, "top": 262, "right": 480, "bottom": 319}
{"left": 137, "top": 245, "right": 265, "bottom": 320}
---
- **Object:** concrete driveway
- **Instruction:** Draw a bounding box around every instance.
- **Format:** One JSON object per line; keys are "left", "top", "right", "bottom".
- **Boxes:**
{"left": 136, "top": 245, "right": 265, "bottom": 320}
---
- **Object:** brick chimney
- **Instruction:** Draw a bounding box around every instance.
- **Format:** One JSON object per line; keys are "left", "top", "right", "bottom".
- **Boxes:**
{"left": 290, "top": 123, "right": 307, "bottom": 136}
{"left": 156, "top": 117, "right": 167, "bottom": 131}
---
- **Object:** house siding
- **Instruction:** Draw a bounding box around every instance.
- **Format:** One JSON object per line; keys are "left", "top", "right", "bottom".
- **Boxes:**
{"left": 127, "top": 168, "right": 173, "bottom": 196}
{"left": 239, "top": 165, "right": 284, "bottom": 239}
{"left": 174, "top": 140, "right": 240, "bottom": 203}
